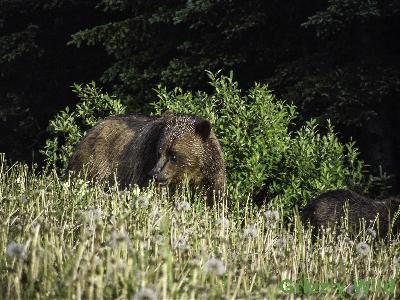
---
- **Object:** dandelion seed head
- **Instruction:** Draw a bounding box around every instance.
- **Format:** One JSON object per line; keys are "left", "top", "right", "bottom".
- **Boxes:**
{"left": 135, "top": 195, "right": 150, "bottom": 209}
{"left": 82, "top": 208, "right": 103, "bottom": 224}
{"left": 356, "top": 241, "right": 370, "bottom": 257}
{"left": 264, "top": 210, "right": 279, "bottom": 227}
{"left": 19, "top": 195, "right": 28, "bottom": 203}
{"left": 176, "top": 201, "right": 190, "bottom": 211}
{"left": 216, "top": 217, "right": 229, "bottom": 228}
{"left": 109, "top": 230, "right": 131, "bottom": 248}
{"left": 153, "top": 234, "right": 165, "bottom": 246}
{"left": 366, "top": 228, "right": 377, "bottom": 238}
{"left": 203, "top": 258, "right": 226, "bottom": 276}
{"left": 274, "top": 238, "right": 286, "bottom": 249}
{"left": 132, "top": 287, "right": 157, "bottom": 300}
{"left": 118, "top": 190, "right": 131, "bottom": 200}
{"left": 243, "top": 226, "right": 257, "bottom": 239}
{"left": 6, "top": 241, "right": 26, "bottom": 259}
{"left": 173, "top": 236, "right": 189, "bottom": 251}
{"left": 345, "top": 284, "right": 355, "bottom": 297}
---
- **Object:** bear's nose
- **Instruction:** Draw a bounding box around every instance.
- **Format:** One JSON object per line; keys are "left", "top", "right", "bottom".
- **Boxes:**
{"left": 147, "top": 169, "right": 158, "bottom": 180}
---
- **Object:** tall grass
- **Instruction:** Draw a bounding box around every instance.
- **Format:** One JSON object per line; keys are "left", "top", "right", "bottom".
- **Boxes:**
{"left": 1, "top": 156, "right": 399, "bottom": 299}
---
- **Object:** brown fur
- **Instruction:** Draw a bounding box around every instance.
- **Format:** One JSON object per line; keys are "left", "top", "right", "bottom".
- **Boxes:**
{"left": 67, "top": 113, "right": 226, "bottom": 201}
{"left": 301, "top": 189, "right": 400, "bottom": 237}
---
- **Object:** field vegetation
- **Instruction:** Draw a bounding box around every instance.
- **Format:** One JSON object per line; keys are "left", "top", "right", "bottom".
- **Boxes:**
{"left": 1, "top": 73, "right": 399, "bottom": 299}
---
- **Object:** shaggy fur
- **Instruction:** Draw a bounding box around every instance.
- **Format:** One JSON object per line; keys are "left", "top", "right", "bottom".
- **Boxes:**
{"left": 301, "top": 189, "right": 400, "bottom": 237}
{"left": 67, "top": 113, "right": 226, "bottom": 201}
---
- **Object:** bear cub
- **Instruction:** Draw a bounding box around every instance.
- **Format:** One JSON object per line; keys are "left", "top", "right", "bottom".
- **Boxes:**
{"left": 301, "top": 189, "right": 400, "bottom": 237}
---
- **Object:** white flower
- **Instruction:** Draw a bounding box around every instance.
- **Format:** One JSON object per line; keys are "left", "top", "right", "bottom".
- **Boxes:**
{"left": 135, "top": 195, "right": 150, "bottom": 209}
{"left": 356, "top": 241, "right": 370, "bottom": 257}
{"left": 345, "top": 284, "right": 355, "bottom": 297}
{"left": 6, "top": 241, "right": 26, "bottom": 259}
{"left": 82, "top": 208, "right": 103, "bottom": 224}
{"left": 118, "top": 190, "right": 131, "bottom": 200}
{"left": 264, "top": 210, "right": 280, "bottom": 227}
{"left": 176, "top": 201, "right": 190, "bottom": 211}
{"left": 243, "top": 226, "right": 257, "bottom": 239}
{"left": 153, "top": 234, "right": 165, "bottom": 246}
{"left": 203, "top": 258, "right": 226, "bottom": 276}
{"left": 109, "top": 230, "right": 131, "bottom": 248}
{"left": 132, "top": 288, "right": 157, "bottom": 300}
{"left": 173, "top": 236, "right": 189, "bottom": 251}
{"left": 366, "top": 228, "right": 377, "bottom": 238}
{"left": 274, "top": 238, "right": 286, "bottom": 249}
{"left": 216, "top": 217, "right": 229, "bottom": 228}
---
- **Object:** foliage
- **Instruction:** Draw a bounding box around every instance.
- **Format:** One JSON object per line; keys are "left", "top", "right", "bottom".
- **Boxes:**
{"left": 301, "top": 0, "right": 380, "bottom": 38}
{"left": 1, "top": 0, "right": 399, "bottom": 192}
{"left": 68, "top": 0, "right": 309, "bottom": 109}
{"left": 1, "top": 156, "right": 399, "bottom": 299}
{"left": 41, "top": 82, "right": 126, "bottom": 171}
{"left": 152, "top": 72, "right": 368, "bottom": 212}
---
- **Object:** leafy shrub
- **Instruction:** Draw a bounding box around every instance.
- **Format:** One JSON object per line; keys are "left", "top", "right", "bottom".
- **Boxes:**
{"left": 41, "top": 82, "right": 126, "bottom": 171}
{"left": 152, "top": 71, "right": 369, "bottom": 213}
{"left": 42, "top": 72, "right": 370, "bottom": 214}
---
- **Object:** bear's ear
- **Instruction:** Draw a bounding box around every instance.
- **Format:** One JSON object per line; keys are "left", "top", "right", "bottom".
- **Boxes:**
{"left": 162, "top": 110, "right": 174, "bottom": 117}
{"left": 195, "top": 119, "right": 211, "bottom": 140}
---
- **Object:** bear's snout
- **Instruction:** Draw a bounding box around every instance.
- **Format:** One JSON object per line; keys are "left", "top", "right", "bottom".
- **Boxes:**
{"left": 148, "top": 167, "right": 169, "bottom": 186}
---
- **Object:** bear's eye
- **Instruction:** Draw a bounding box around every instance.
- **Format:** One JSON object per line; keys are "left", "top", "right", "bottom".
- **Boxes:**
{"left": 169, "top": 153, "right": 177, "bottom": 162}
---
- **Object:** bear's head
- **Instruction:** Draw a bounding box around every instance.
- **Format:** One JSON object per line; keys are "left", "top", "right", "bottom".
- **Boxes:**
{"left": 148, "top": 115, "right": 213, "bottom": 188}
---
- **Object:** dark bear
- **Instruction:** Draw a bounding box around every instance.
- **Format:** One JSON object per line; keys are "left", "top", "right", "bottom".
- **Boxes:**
{"left": 301, "top": 189, "right": 400, "bottom": 237}
{"left": 67, "top": 113, "right": 227, "bottom": 201}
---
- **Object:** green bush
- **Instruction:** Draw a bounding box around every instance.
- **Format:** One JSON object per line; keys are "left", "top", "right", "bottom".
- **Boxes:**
{"left": 152, "top": 71, "right": 369, "bottom": 213}
{"left": 42, "top": 72, "right": 371, "bottom": 215}
{"left": 41, "top": 82, "right": 126, "bottom": 171}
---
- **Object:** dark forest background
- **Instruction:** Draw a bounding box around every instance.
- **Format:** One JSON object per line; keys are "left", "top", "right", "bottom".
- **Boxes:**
{"left": 1, "top": 0, "right": 399, "bottom": 192}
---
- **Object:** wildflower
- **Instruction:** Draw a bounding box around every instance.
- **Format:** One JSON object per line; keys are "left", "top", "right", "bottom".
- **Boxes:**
{"left": 393, "top": 256, "right": 400, "bottom": 267}
{"left": 243, "top": 226, "right": 257, "bottom": 239}
{"left": 216, "top": 217, "right": 229, "bottom": 228}
{"left": 19, "top": 195, "right": 28, "bottom": 203}
{"left": 109, "top": 230, "right": 131, "bottom": 248}
{"left": 173, "top": 236, "right": 189, "bottom": 251}
{"left": 135, "top": 195, "right": 150, "bottom": 209}
{"left": 345, "top": 284, "right": 355, "bottom": 297}
{"left": 118, "top": 190, "right": 131, "bottom": 200}
{"left": 366, "top": 228, "right": 377, "bottom": 239}
{"left": 6, "top": 241, "right": 26, "bottom": 259}
{"left": 153, "top": 234, "right": 165, "bottom": 246}
{"left": 176, "top": 201, "right": 190, "bottom": 211}
{"left": 356, "top": 241, "right": 370, "bottom": 257}
{"left": 274, "top": 238, "right": 286, "bottom": 249}
{"left": 344, "top": 237, "right": 354, "bottom": 247}
{"left": 203, "top": 258, "right": 226, "bottom": 276}
{"left": 132, "top": 287, "right": 157, "bottom": 300}
{"left": 82, "top": 208, "right": 103, "bottom": 224}
{"left": 93, "top": 255, "right": 102, "bottom": 266}
{"left": 264, "top": 210, "right": 279, "bottom": 227}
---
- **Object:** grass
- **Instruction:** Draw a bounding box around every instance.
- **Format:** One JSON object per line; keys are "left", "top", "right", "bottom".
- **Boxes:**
{"left": 0, "top": 155, "right": 399, "bottom": 299}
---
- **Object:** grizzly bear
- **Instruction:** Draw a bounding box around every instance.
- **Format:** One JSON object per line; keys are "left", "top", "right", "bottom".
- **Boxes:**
{"left": 301, "top": 189, "right": 400, "bottom": 237}
{"left": 67, "top": 113, "right": 227, "bottom": 201}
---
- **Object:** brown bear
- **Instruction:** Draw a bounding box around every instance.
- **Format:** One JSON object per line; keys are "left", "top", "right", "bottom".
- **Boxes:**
{"left": 301, "top": 189, "right": 400, "bottom": 237}
{"left": 67, "top": 113, "right": 227, "bottom": 201}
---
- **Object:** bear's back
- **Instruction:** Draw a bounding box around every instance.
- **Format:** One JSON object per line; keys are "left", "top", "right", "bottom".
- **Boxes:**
{"left": 67, "top": 114, "right": 163, "bottom": 187}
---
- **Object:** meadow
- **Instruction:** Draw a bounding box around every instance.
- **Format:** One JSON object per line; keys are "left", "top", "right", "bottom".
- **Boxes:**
{"left": 1, "top": 155, "right": 399, "bottom": 299}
